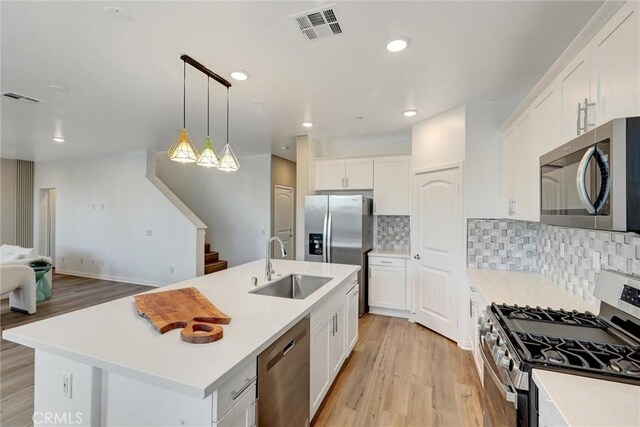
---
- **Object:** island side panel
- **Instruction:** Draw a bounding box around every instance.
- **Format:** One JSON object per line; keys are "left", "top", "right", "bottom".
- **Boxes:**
{"left": 34, "top": 351, "right": 102, "bottom": 427}
{"left": 103, "top": 372, "right": 213, "bottom": 427}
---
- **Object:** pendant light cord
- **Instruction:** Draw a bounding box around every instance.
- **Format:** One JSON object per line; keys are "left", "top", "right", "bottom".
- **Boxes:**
{"left": 207, "top": 77, "right": 210, "bottom": 136}
{"left": 226, "top": 87, "right": 230, "bottom": 143}
{"left": 183, "top": 60, "right": 186, "bottom": 129}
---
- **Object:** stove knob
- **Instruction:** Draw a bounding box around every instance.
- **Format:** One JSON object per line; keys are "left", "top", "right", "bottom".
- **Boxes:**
{"left": 500, "top": 356, "right": 513, "bottom": 371}
{"left": 485, "top": 332, "right": 498, "bottom": 344}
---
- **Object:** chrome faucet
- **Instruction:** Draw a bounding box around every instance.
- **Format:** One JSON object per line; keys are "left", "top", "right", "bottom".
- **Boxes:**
{"left": 265, "top": 236, "right": 287, "bottom": 282}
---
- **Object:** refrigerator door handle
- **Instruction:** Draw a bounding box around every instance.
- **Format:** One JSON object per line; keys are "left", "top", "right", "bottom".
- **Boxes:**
{"left": 322, "top": 213, "right": 329, "bottom": 263}
{"left": 327, "top": 213, "right": 332, "bottom": 263}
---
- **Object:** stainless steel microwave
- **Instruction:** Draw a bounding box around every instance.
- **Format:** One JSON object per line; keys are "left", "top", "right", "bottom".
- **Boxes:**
{"left": 540, "top": 117, "right": 640, "bottom": 231}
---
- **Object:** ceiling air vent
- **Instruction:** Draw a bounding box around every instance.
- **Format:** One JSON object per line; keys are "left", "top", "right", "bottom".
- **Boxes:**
{"left": 1, "top": 91, "right": 42, "bottom": 104}
{"left": 291, "top": 5, "right": 343, "bottom": 41}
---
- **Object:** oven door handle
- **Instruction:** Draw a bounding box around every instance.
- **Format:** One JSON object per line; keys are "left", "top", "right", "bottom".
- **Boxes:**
{"left": 480, "top": 344, "right": 518, "bottom": 408}
{"left": 576, "top": 145, "right": 611, "bottom": 215}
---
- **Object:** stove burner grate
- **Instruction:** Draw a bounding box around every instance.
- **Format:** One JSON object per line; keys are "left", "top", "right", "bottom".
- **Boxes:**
{"left": 495, "top": 304, "right": 605, "bottom": 327}
{"left": 513, "top": 332, "right": 640, "bottom": 378}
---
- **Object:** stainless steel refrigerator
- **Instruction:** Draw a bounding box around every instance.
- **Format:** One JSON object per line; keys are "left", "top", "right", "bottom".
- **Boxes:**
{"left": 304, "top": 195, "right": 373, "bottom": 316}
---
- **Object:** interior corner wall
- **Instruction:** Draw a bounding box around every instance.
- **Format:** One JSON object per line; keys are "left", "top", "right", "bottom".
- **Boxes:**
{"left": 33, "top": 151, "right": 200, "bottom": 286}
{"left": 295, "top": 136, "right": 310, "bottom": 261}
{"left": 156, "top": 154, "right": 271, "bottom": 267}
{"left": 411, "top": 104, "right": 466, "bottom": 171}
{"left": 1, "top": 158, "right": 17, "bottom": 245}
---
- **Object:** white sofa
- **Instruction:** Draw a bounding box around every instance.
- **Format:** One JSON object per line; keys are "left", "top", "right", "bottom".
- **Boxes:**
{"left": 1, "top": 245, "right": 53, "bottom": 302}
{"left": 0, "top": 264, "right": 37, "bottom": 314}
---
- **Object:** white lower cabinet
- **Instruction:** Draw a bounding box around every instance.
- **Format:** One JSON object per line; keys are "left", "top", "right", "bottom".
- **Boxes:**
{"left": 346, "top": 284, "right": 359, "bottom": 353}
{"left": 330, "top": 299, "right": 347, "bottom": 377}
{"left": 309, "top": 276, "right": 357, "bottom": 419}
{"left": 368, "top": 256, "right": 407, "bottom": 314}
{"left": 214, "top": 384, "right": 256, "bottom": 427}
{"left": 310, "top": 313, "right": 332, "bottom": 416}
{"left": 469, "top": 283, "right": 488, "bottom": 385}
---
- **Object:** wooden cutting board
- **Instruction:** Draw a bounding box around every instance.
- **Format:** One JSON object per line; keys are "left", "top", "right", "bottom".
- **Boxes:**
{"left": 134, "top": 287, "right": 231, "bottom": 344}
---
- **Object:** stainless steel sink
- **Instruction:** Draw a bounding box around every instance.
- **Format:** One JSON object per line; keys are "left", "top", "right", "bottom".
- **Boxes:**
{"left": 250, "top": 274, "right": 332, "bottom": 299}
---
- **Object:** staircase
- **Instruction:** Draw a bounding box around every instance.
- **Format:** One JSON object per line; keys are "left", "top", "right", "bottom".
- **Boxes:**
{"left": 204, "top": 243, "right": 228, "bottom": 274}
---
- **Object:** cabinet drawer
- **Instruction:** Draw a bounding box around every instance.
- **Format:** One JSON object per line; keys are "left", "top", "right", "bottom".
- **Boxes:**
{"left": 213, "top": 383, "right": 256, "bottom": 427}
{"left": 369, "top": 257, "right": 405, "bottom": 268}
{"left": 212, "top": 358, "right": 257, "bottom": 422}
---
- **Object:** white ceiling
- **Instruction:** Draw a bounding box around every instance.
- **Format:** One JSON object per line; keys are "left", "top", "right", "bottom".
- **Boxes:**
{"left": 1, "top": 1, "right": 603, "bottom": 163}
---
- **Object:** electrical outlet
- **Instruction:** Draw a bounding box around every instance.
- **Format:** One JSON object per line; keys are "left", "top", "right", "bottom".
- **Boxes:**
{"left": 62, "top": 371, "right": 72, "bottom": 398}
{"left": 80, "top": 258, "right": 84, "bottom": 264}
{"left": 170, "top": 267, "right": 175, "bottom": 274}
{"left": 146, "top": 229, "right": 153, "bottom": 236}
{"left": 101, "top": 260, "right": 104, "bottom": 266}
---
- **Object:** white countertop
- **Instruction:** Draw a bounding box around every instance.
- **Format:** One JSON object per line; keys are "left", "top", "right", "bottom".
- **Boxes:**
{"left": 368, "top": 248, "right": 411, "bottom": 259}
{"left": 2, "top": 259, "right": 359, "bottom": 398}
{"left": 467, "top": 268, "right": 598, "bottom": 313}
{"left": 533, "top": 370, "right": 640, "bottom": 426}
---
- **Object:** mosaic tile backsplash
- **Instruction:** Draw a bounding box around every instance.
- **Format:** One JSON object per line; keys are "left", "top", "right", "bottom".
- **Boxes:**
{"left": 376, "top": 216, "right": 410, "bottom": 250}
{"left": 468, "top": 218, "right": 640, "bottom": 303}
{"left": 467, "top": 219, "right": 540, "bottom": 272}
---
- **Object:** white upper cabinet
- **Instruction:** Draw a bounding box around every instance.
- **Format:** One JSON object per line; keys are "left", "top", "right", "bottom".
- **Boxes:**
{"left": 315, "top": 160, "right": 346, "bottom": 191}
{"left": 559, "top": 44, "right": 592, "bottom": 143}
{"left": 373, "top": 156, "right": 410, "bottom": 215}
{"left": 590, "top": 0, "right": 640, "bottom": 126}
{"left": 315, "top": 158, "right": 373, "bottom": 190}
{"left": 503, "top": 126, "right": 518, "bottom": 218}
{"left": 532, "top": 84, "right": 562, "bottom": 158}
{"left": 344, "top": 158, "right": 374, "bottom": 189}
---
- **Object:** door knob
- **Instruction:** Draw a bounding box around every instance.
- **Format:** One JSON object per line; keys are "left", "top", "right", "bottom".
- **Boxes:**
{"left": 414, "top": 254, "right": 421, "bottom": 260}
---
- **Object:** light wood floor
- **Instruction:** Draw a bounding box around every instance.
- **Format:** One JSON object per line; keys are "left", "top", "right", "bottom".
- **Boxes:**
{"left": 0, "top": 272, "right": 150, "bottom": 427}
{"left": 313, "top": 314, "right": 484, "bottom": 427}
{"left": 1, "top": 275, "right": 483, "bottom": 427}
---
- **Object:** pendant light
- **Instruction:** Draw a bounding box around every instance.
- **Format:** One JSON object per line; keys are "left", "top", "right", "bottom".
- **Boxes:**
{"left": 168, "top": 60, "right": 199, "bottom": 163}
{"left": 217, "top": 87, "right": 240, "bottom": 172}
{"left": 196, "top": 77, "right": 221, "bottom": 168}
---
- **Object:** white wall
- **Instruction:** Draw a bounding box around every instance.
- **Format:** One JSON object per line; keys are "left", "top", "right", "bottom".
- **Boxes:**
{"left": 1, "top": 158, "right": 17, "bottom": 245}
{"left": 34, "top": 151, "right": 203, "bottom": 286}
{"left": 411, "top": 105, "right": 466, "bottom": 171}
{"left": 156, "top": 154, "right": 271, "bottom": 267}
{"left": 318, "top": 131, "right": 411, "bottom": 158}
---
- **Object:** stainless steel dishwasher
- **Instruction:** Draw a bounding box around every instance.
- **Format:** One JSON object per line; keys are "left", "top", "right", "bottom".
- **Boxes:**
{"left": 257, "top": 316, "right": 310, "bottom": 427}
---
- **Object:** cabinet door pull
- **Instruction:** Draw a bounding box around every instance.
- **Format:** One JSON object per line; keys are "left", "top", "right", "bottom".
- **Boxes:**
{"left": 577, "top": 101, "right": 582, "bottom": 136}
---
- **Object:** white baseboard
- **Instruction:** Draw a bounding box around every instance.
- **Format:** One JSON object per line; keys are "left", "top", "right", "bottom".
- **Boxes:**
{"left": 368, "top": 306, "right": 410, "bottom": 319}
{"left": 54, "top": 269, "right": 164, "bottom": 287}
{"left": 458, "top": 339, "right": 472, "bottom": 351}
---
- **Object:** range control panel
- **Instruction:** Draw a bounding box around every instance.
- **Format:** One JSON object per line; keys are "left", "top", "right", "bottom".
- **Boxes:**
{"left": 621, "top": 284, "right": 640, "bottom": 308}
{"left": 309, "top": 233, "right": 323, "bottom": 256}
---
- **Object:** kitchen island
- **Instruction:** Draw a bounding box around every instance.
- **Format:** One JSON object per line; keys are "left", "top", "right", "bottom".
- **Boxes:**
{"left": 2, "top": 259, "right": 360, "bottom": 426}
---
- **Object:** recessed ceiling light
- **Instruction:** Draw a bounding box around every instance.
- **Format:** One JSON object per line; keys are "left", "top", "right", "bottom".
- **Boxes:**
{"left": 302, "top": 122, "right": 314, "bottom": 128}
{"left": 387, "top": 37, "right": 409, "bottom": 53}
{"left": 52, "top": 136, "right": 65, "bottom": 144}
{"left": 281, "top": 146, "right": 289, "bottom": 150}
{"left": 230, "top": 70, "right": 249, "bottom": 81}
{"left": 403, "top": 109, "right": 417, "bottom": 117}
{"left": 50, "top": 85, "right": 69, "bottom": 93}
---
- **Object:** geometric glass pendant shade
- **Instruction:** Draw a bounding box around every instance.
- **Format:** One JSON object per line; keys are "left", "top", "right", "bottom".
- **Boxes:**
{"left": 217, "top": 143, "right": 240, "bottom": 172}
{"left": 197, "top": 77, "right": 221, "bottom": 168}
{"left": 169, "top": 59, "right": 199, "bottom": 163}
{"left": 196, "top": 136, "right": 221, "bottom": 168}
{"left": 168, "top": 129, "right": 199, "bottom": 163}
{"left": 217, "top": 87, "right": 240, "bottom": 172}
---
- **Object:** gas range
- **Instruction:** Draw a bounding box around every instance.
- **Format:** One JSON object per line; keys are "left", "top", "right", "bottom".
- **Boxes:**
{"left": 480, "top": 270, "right": 640, "bottom": 426}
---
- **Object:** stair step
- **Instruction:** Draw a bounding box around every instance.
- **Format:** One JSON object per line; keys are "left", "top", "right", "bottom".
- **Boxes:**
{"left": 204, "top": 242, "right": 211, "bottom": 253}
{"left": 205, "top": 251, "right": 219, "bottom": 263}
{"left": 205, "top": 260, "right": 228, "bottom": 274}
